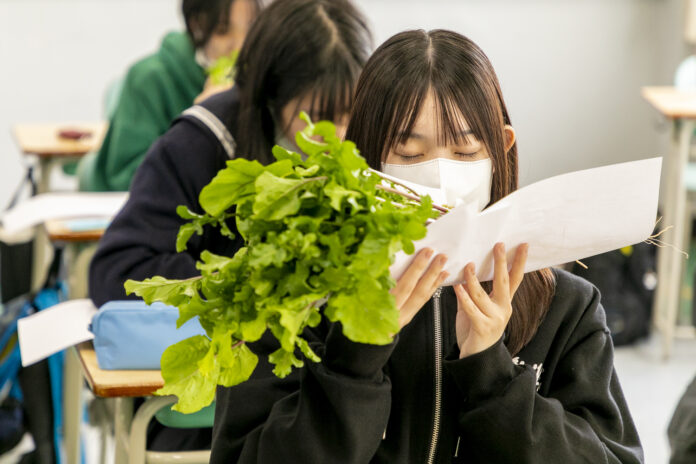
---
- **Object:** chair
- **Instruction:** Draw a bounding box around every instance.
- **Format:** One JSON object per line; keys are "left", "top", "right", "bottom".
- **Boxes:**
{"left": 125, "top": 397, "right": 214, "bottom": 464}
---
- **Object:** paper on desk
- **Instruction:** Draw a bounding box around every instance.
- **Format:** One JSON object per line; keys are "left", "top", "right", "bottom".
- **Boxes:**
{"left": 0, "top": 192, "right": 128, "bottom": 234}
{"left": 18, "top": 299, "right": 97, "bottom": 366}
{"left": 390, "top": 157, "right": 662, "bottom": 285}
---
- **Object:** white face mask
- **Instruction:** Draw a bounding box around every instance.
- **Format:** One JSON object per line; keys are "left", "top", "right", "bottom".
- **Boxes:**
{"left": 381, "top": 158, "right": 493, "bottom": 210}
{"left": 194, "top": 49, "right": 212, "bottom": 69}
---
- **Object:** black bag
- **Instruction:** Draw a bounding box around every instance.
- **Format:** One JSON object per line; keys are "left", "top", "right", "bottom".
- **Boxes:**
{"left": 571, "top": 243, "right": 656, "bottom": 346}
{"left": 1, "top": 166, "right": 36, "bottom": 304}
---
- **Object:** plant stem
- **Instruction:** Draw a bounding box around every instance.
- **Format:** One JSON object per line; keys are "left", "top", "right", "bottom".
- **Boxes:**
{"left": 370, "top": 169, "right": 422, "bottom": 197}
{"left": 376, "top": 184, "right": 449, "bottom": 213}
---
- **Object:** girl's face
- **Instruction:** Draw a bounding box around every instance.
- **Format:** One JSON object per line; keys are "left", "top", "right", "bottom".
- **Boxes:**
{"left": 203, "top": 0, "right": 256, "bottom": 61}
{"left": 384, "top": 92, "right": 515, "bottom": 166}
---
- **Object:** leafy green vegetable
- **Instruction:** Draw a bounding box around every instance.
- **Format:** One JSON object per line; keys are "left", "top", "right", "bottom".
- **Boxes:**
{"left": 124, "top": 113, "right": 438, "bottom": 412}
{"left": 206, "top": 51, "right": 238, "bottom": 86}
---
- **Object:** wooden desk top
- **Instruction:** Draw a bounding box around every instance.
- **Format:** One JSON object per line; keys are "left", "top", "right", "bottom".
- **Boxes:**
{"left": 12, "top": 122, "right": 107, "bottom": 158}
{"left": 642, "top": 86, "right": 696, "bottom": 119}
{"left": 45, "top": 219, "right": 106, "bottom": 242}
{"left": 76, "top": 342, "right": 164, "bottom": 397}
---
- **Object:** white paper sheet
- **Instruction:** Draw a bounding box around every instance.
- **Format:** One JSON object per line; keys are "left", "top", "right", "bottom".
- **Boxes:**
{"left": 390, "top": 157, "right": 663, "bottom": 285}
{"left": 18, "top": 299, "right": 97, "bottom": 366}
{"left": 0, "top": 192, "right": 128, "bottom": 234}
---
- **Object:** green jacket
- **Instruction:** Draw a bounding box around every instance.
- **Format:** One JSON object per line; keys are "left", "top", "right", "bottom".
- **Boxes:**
{"left": 82, "top": 32, "right": 206, "bottom": 191}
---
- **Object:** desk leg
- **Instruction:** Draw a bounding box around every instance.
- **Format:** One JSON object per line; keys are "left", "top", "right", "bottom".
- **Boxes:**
{"left": 65, "top": 242, "right": 97, "bottom": 300}
{"left": 654, "top": 123, "right": 678, "bottom": 333}
{"left": 31, "top": 226, "right": 53, "bottom": 294}
{"left": 114, "top": 397, "right": 134, "bottom": 464}
{"left": 662, "top": 119, "right": 695, "bottom": 358}
{"left": 37, "top": 157, "right": 53, "bottom": 194}
{"left": 64, "top": 347, "right": 82, "bottom": 464}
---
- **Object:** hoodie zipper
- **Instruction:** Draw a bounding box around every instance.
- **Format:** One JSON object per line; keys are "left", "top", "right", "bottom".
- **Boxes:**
{"left": 427, "top": 287, "right": 443, "bottom": 464}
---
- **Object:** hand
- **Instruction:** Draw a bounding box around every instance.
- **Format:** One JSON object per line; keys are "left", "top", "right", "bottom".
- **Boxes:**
{"left": 453, "top": 243, "right": 528, "bottom": 358}
{"left": 194, "top": 77, "right": 234, "bottom": 104}
{"left": 391, "top": 248, "right": 449, "bottom": 331}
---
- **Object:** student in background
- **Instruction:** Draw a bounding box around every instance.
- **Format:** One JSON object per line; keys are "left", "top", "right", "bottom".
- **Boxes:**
{"left": 79, "top": 0, "right": 260, "bottom": 192}
{"left": 209, "top": 30, "right": 643, "bottom": 463}
{"left": 89, "top": 0, "right": 371, "bottom": 305}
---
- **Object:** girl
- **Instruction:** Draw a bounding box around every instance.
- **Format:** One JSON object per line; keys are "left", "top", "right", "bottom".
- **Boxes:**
{"left": 80, "top": 0, "right": 261, "bottom": 192}
{"left": 89, "top": 0, "right": 371, "bottom": 306}
{"left": 210, "top": 30, "right": 643, "bottom": 463}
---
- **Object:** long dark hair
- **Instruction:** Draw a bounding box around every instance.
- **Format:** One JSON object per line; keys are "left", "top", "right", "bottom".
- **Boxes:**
{"left": 346, "top": 30, "right": 556, "bottom": 355}
{"left": 233, "top": 0, "right": 371, "bottom": 164}
{"left": 183, "top": 0, "right": 261, "bottom": 49}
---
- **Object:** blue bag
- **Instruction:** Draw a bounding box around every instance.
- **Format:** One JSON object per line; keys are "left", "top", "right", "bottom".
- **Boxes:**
{"left": 90, "top": 301, "right": 205, "bottom": 370}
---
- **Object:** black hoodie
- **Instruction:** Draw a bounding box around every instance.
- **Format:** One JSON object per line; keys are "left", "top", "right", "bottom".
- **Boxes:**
{"left": 210, "top": 270, "right": 643, "bottom": 463}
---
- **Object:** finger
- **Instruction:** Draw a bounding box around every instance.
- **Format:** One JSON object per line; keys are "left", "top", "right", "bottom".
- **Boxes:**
{"left": 463, "top": 263, "right": 494, "bottom": 317}
{"left": 492, "top": 243, "right": 510, "bottom": 302}
{"left": 410, "top": 254, "right": 448, "bottom": 301}
{"left": 436, "top": 270, "right": 450, "bottom": 289}
{"left": 454, "top": 283, "right": 483, "bottom": 321}
{"left": 392, "top": 248, "right": 434, "bottom": 307}
{"left": 399, "top": 269, "right": 449, "bottom": 329}
{"left": 508, "top": 243, "right": 529, "bottom": 296}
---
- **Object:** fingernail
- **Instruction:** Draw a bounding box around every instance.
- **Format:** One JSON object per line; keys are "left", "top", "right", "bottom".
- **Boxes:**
{"left": 439, "top": 255, "right": 448, "bottom": 265}
{"left": 425, "top": 248, "right": 434, "bottom": 259}
{"left": 440, "top": 271, "right": 449, "bottom": 280}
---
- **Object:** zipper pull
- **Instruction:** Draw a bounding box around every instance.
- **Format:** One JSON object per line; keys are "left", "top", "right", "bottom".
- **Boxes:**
{"left": 433, "top": 287, "right": 442, "bottom": 299}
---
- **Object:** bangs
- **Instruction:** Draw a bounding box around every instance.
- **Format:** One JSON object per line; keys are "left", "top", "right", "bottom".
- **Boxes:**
{"left": 305, "top": 57, "right": 360, "bottom": 123}
{"left": 385, "top": 82, "right": 483, "bottom": 159}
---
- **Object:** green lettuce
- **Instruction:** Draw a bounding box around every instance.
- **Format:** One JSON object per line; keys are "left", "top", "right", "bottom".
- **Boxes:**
{"left": 124, "top": 113, "right": 437, "bottom": 412}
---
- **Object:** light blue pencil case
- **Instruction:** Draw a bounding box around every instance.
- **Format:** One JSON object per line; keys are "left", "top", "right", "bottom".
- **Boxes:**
{"left": 90, "top": 300, "right": 205, "bottom": 370}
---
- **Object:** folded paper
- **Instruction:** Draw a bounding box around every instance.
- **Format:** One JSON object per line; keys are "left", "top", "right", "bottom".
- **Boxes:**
{"left": 18, "top": 299, "right": 97, "bottom": 366}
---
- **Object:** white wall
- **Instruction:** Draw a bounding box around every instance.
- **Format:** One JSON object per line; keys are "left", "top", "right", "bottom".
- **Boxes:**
{"left": 0, "top": 0, "right": 182, "bottom": 202}
{"left": 0, "top": 0, "right": 687, "bottom": 203}
{"left": 356, "top": 0, "right": 687, "bottom": 185}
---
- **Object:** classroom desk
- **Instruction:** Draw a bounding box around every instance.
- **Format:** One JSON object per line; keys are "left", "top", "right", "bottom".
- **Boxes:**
{"left": 642, "top": 86, "right": 696, "bottom": 358}
{"left": 46, "top": 221, "right": 105, "bottom": 464}
{"left": 13, "top": 122, "right": 107, "bottom": 296}
{"left": 12, "top": 122, "right": 107, "bottom": 194}
{"left": 76, "top": 342, "right": 163, "bottom": 399}
{"left": 71, "top": 342, "right": 211, "bottom": 464}
{"left": 44, "top": 219, "right": 106, "bottom": 243}
{"left": 45, "top": 218, "right": 104, "bottom": 305}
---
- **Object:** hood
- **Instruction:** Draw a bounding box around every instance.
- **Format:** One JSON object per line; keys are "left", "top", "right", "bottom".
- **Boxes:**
{"left": 158, "top": 31, "right": 206, "bottom": 89}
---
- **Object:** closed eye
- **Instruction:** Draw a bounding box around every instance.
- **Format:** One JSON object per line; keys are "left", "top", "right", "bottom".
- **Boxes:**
{"left": 395, "top": 152, "right": 424, "bottom": 161}
{"left": 455, "top": 151, "right": 479, "bottom": 159}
